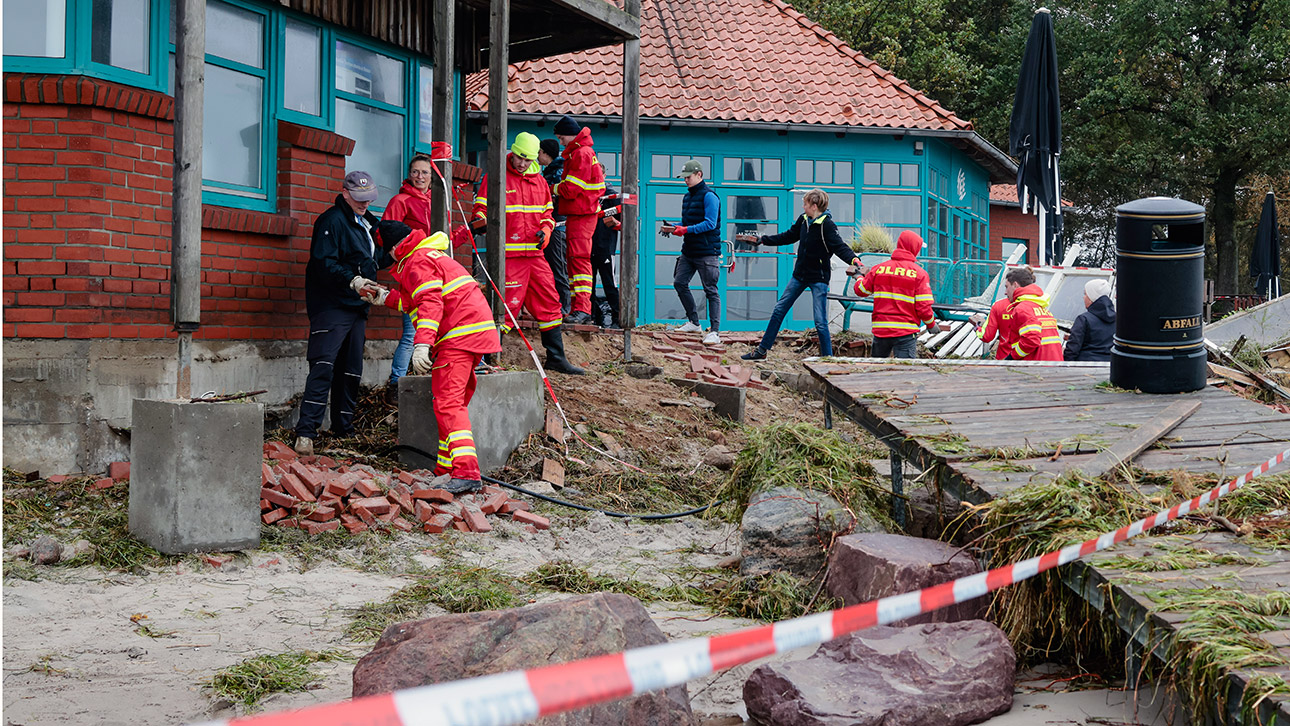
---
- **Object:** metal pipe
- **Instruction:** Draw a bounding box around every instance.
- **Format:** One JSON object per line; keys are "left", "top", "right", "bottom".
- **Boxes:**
{"left": 171, "top": 0, "right": 205, "bottom": 398}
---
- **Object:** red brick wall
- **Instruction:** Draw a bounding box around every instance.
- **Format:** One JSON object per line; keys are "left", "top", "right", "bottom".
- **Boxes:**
{"left": 3, "top": 73, "right": 481, "bottom": 344}
{"left": 988, "top": 204, "right": 1038, "bottom": 262}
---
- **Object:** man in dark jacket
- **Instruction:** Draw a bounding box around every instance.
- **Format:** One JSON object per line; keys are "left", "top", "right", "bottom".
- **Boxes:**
{"left": 591, "top": 174, "right": 622, "bottom": 328}
{"left": 663, "top": 159, "right": 722, "bottom": 345}
{"left": 1064, "top": 279, "right": 1115, "bottom": 361}
{"left": 538, "top": 138, "right": 571, "bottom": 317}
{"left": 294, "top": 171, "right": 395, "bottom": 456}
{"left": 740, "top": 189, "right": 861, "bottom": 359}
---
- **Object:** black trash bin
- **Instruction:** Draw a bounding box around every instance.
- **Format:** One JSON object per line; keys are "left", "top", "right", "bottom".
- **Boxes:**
{"left": 1109, "top": 197, "right": 1207, "bottom": 393}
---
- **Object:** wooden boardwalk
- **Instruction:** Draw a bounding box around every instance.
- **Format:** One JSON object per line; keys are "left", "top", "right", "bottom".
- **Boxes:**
{"left": 806, "top": 358, "right": 1290, "bottom": 724}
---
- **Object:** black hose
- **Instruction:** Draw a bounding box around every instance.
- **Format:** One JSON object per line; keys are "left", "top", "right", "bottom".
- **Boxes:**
{"left": 389, "top": 444, "right": 723, "bottom": 521}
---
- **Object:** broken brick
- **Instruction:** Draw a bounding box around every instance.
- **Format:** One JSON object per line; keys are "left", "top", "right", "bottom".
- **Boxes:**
{"left": 300, "top": 520, "right": 340, "bottom": 535}
{"left": 480, "top": 493, "right": 509, "bottom": 515}
{"left": 279, "top": 473, "right": 316, "bottom": 503}
{"left": 391, "top": 489, "right": 415, "bottom": 515}
{"left": 350, "top": 497, "right": 391, "bottom": 514}
{"left": 354, "top": 478, "right": 381, "bottom": 498}
{"left": 202, "top": 554, "right": 234, "bottom": 568}
{"left": 289, "top": 462, "right": 326, "bottom": 496}
{"left": 352, "top": 505, "right": 377, "bottom": 525}
{"left": 651, "top": 344, "right": 676, "bottom": 353}
{"left": 453, "top": 521, "right": 471, "bottom": 532}
{"left": 463, "top": 510, "right": 492, "bottom": 533}
{"left": 326, "top": 478, "right": 355, "bottom": 497}
{"left": 261, "top": 508, "right": 289, "bottom": 525}
{"left": 396, "top": 470, "right": 416, "bottom": 486}
{"left": 263, "top": 441, "right": 296, "bottom": 460}
{"left": 414, "top": 500, "right": 436, "bottom": 522}
{"left": 90, "top": 478, "right": 115, "bottom": 490}
{"left": 376, "top": 508, "right": 399, "bottom": 523}
{"left": 689, "top": 355, "right": 709, "bottom": 374}
{"left": 390, "top": 518, "right": 414, "bottom": 532}
{"left": 108, "top": 461, "right": 131, "bottom": 481}
{"left": 511, "top": 510, "right": 551, "bottom": 530}
{"left": 423, "top": 513, "right": 455, "bottom": 534}
{"left": 342, "top": 520, "right": 369, "bottom": 534}
{"left": 260, "top": 498, "right": 270, "bottom": 510}
{"left": 316, "top": 455, "right": 337, "bottom": 469}
{"left": 261, "top": 463, "right": 277, "bottom": 487}
{"left": 502, "top": 500, "right": 532, "bottom": 514}
{"left": 261, "top": 487, "right": 299, "bottom": 509}
{"left": 411, "top": 488, "right": 454, "bottom": 503}
{"left": 304, "top": 504, "right": 337, "bottom": 522}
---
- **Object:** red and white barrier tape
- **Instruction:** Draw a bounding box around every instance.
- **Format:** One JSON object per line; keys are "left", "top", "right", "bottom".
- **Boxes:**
{"left": 193, "top": 445, "right": 1289, "bottom": 726}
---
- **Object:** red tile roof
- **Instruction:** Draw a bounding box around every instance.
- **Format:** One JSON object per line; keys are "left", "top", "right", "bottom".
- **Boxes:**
{"left": 466, "top": 0, "right": 972, "bottom": 132}
{"left": 990, "top": 183, "right": 1074, "bottom": 207}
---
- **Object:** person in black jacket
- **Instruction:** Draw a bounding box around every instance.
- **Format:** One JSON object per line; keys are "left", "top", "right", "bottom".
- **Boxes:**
{"left": 294, "top": 171, "right": 395, "bottom": 456}
{"left": 591, "top": 173, "right": 622, "bottom": 328}
{"left": 538, "top": 138, "right": 572, "bottom": 317}
{"left": 1064, "top": 279, "right": 1115, "bottom": 361}
{"left": 740, "top": 189, "right": 861, "bottom": 359}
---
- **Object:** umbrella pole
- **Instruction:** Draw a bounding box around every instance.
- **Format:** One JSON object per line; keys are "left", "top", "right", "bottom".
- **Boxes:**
{"left": 1038, "top": 205, "right": 1048, "bottom": 264}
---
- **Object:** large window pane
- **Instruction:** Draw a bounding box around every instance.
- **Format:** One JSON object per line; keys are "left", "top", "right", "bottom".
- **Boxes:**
{"left": 207, "top": 0, "right": 263, "bottom": 68}
{"left": 729, "top": 196, "right": 776, "bottom": 221}
{"left": 336, "top": 40, "right": 404, "bottom": 106}
{"left": 91, "top": 0, "right": 149, "bottom": 72}
{"left": 654, "top": 193, "right": 684, "bottom": 218}
{"left": 417, "top": 63, "right": 433, "bottom": 144}
{"left": 882, "top": 163, "right": 900, "bottom": 186}
{"left": 814, "top": 160, "right": 833, "bottom": 184}
{"left": 4, "top": 0, "right": 66, "bottom": 58}
{"left": 651, "top": 154, "right": 671, "bottom": 179}
{"left": 764, "top": 159, "right": 781, "bottom": 182}
{"left": 654, "top": 289, "right": 705, "bottom": 320}
{"left": 863, "top": 163, "right": 880, "bottom": 186}
{"left": 284, "top": 19, "right": 321, "bottom": 115}
{"left": 835, "top": 161, "right": 852, "bottom": 185}
{"left": 727, "top": 290, "right": 778, "bottom": 321}
{"left": 671, "top": 156, "right": 710, "bottom": 177}
{"left": 336, "top": 98, "right": 403, "bottom": 203}
{"left": 901, "top": 164, "right": 919, "bottom": 187}
{"left": 203, "top": 64, "right": 262, "bottom": 189}
{"left": 796, "top": 159, "right": 812, "bottom": 184}
{"left": 729, "top": 256, "right": 778, "bottom": 287}
{"left": 862, "top": 194, "right": 920, "bottom": 226}
{"left": 829, "top": 193, "right": 855, "bottom": 224}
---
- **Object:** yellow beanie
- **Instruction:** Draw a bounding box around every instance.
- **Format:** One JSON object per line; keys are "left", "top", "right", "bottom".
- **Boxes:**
{"left": 511, "top": 132, "right": 540, "bottom": 161}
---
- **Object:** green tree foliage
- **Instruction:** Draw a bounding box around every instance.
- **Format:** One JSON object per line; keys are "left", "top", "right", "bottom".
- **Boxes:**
{"left": 790, "top": 0, "right": 1290, "bottom": 293}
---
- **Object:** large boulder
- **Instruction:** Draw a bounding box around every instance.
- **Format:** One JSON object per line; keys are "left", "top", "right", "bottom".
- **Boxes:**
{"left": 743, "top": 621, "right": 1015, "bottom": 726}
{"left": 352, "top": 592, "right": 693, "bottom": 726}
{"left": 740, "top": 486, "right": 883, "bottom": 579}
{"left": 825, "top": 533, "right": 986, "bottom": 625}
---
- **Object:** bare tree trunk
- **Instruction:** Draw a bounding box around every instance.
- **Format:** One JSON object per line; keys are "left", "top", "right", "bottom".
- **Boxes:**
{"left": 1211, "top": 166, "right": 1241, "bottom": 296}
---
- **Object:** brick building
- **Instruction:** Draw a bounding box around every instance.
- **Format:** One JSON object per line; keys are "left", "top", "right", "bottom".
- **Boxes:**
{"left": 2, "top": 0, "right": 631, "bottom": 473}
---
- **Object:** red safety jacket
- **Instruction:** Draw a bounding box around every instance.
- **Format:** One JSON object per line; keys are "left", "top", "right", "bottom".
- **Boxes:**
{"left": 1001, "top": 283, "right": 1063, "bottom": 360}
{"left": 382, "top": 180, "right": 432, "bottom": 232}
{"left": 383, "top": 232, "right": 500, "bottom": 354}
{"left": 852, "top": 230, "right": 936, "bottom": 337}
{"left": 471, "top": 154, "right": 555, "bottom": 258}
{"left": 975, "top": 297, "right": 1012, "bottom": 360}
{"left": 555, "top": 127, "right": 606, "bottom": 216}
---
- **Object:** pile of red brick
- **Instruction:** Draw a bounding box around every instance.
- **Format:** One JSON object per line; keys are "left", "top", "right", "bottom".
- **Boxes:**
{"left": 260, "top": 441, "right": 549, "bottom": 536}
{"left": 648, "top": 332, "right": 770, "bottom": 390}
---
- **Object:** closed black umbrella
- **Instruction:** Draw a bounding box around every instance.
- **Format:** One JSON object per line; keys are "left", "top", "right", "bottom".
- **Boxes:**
{"left": 1008, "top": 8, "right": 1062, "bottom": 263}
{"left": 1250, "top": 191, "right": 1281, "bottom": 298}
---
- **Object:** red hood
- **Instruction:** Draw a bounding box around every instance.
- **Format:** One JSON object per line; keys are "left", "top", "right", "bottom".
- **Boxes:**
{"left": 391, "top": 228, "right": 429, "bottom": 260}
{"left": 563, "top": 127, "right": 595, "bottom": 157}
{"left": 892, "top": 230, "right": 923, "bottom": 261}
{"left": 1011, "top": 283, "right": 1048, "bottom": 303}
{"left": 398, "top": 180, "right": 431, "bottom": 199}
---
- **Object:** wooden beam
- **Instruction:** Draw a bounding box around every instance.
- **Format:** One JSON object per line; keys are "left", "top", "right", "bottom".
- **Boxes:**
{"left": 430, "top": 0, "right": 454, "bottom": 235}
{"left": 484, "top": 0, "right": 509, "bottom": 315}
{"left": 619, "top": 0, "right": 640, "bottom": 360}
{"left": 547, "top": 0, "right": 639, "bottom": 39}
{"left": 1075, "top": 400, "right": 1201, "bottom": 479}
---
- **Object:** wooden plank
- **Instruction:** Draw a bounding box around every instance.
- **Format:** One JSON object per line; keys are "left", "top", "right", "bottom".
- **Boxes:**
{"left": 430, "top": 0, "right": 454, "bottom": 235}
{"left": 548, "top": 0, "right": 640, "bottom": 37}
{"left": 617, "top": 0, "right": 640, "bottom": 335}
{"left": 484, "top": 0, "right": 509, "bottom": 316}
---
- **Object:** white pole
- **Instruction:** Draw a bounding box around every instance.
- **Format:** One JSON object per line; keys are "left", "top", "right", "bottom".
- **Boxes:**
{"left": 1038, "top": 203, "right": 1047, "bottom": 265}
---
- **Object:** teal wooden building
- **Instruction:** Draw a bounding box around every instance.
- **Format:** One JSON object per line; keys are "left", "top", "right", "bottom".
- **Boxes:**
{"left": 466, "top": 0, "right": 1016, "bottom": 331}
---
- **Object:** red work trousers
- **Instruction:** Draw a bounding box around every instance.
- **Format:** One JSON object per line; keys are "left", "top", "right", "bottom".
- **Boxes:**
{"left": 432, "top": 347, "right": 484, "bottom": 481}
{"left": 502, "top": 254, "right": 563, "bottom": 332}
{"left": 564, "top": 214, "right": 597, "bottom": 314}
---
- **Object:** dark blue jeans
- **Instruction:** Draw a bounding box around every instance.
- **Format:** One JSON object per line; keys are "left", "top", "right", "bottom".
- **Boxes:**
{"left": 389, "top": 313, "right": 414, "bottom": 385}
{"left": 759, "top": 275, "right": 833, "bottom": 355}
{"left": 673, "top": 255, "right": 721, "bottom": 330}
{"left": 297, "top": 306, "right": 366, "bottom": 439}
{"left": 872, "top": 333, "right": 918, "bottom": 359}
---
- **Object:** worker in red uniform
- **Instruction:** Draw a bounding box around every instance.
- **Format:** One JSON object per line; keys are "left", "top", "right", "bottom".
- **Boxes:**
{"left": 998, "top": 267, "right": 1064, "bottom": 361}
{"left": 361, "top": 221, "right": 501, "bottom": 494}
{"left": 851, "top": 230, "right": 941, "bottom": 358}
{"left": 552, "top": 115, "right": 606, "bottom": 325}
{"left": 970, "top": 296, "right": 1013, "bottom": 359}
{"left": 471, "top": 132, "right": 584, "bottom": 375}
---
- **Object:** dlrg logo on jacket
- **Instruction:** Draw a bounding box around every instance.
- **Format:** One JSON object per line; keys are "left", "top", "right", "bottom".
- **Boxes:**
{"left": 874, "top": 265, "right": 920, "bottom": 279}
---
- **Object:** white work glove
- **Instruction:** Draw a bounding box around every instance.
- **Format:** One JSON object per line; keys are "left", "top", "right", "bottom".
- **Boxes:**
{"left": 410, "top": 344, "right": 432, "bottom": 375}
{"left": 350, "top": 276, "right": 375, "bottom": 294}
{"left": 359, "top": 285, "right": 388, "bottom": 306}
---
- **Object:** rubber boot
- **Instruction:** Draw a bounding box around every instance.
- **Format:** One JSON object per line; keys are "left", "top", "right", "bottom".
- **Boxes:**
{"left": 445, "top": 478, "right": 482, "bottom": 495}
{"left": 541, "top": 327, "right": 585, "bottom": 375}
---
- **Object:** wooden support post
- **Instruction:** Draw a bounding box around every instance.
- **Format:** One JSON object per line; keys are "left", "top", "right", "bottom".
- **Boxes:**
{"left": 619, "top": 0, "right": 641, "bottom": 361}
{"left": 431, "top": 0, "right": 455, "bottom": 235}
{"left": 171, "top": 0, "right": 204, "bottom": 399}
{"left": 485, "top": 0, "right": 509, "bottom": 315}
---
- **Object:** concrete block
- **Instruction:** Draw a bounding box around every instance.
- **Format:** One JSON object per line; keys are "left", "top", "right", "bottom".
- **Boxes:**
{"left": 128, "top": 400, "right": 263, "bottom": 554}
{"left": 398, "top": 370, "right": 544, "bottom": 475}
{"left": 667, "top": 378, "right": 746, "bottom": 421}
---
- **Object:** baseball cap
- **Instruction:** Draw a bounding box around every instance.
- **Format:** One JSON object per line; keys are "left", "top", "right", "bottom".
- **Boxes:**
{"left": 677, "top": 160, "right": 704, "bottom": 178}
{"left": 343, "top": 171, "right": 379, "bottom": 202}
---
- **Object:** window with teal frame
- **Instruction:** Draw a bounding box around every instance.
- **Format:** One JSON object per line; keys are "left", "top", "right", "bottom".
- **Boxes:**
{"left": 2, "top": 0, "right": 169, "bottom": 90}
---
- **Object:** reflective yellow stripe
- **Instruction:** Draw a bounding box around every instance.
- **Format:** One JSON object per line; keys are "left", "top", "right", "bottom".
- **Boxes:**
{"left": 538, "top": 318, "right": 562, "bottom": 330}
{"left": 1041, "top": 336, "right": 1063, "bottom": 345}
{"left": 1012, "top": 342, "right": 1029, "bottom": 357}
{"left": 442, "top": 275, "right": 475, "bottom": 295}
{"left": 450, "top": 447, "right": 477, "bottom": 459}
{"left": 439, "top": 320, "right": 497, "bottom": 342}
{"left": 417, "top": 319, "right": 440, "bottom": 331}
{"left": 873, "top": 291, "right": 916, "bottom": 304}
{"left": 448, "top": 431, "right": 474, "bottom": 442}
{"left": 570, "top": 274, "right": 593, "bottom": 282}
{"left": 1016, "top": 294, "right": 1049, "bottom": 307}
{"left": 874, "top": 321, "right": 920, "bottom": 331}
{"left": 857, "top": 281, "right": 872, "bottom": 295}
{"left": 413, "top": 279, "right": 443, "bottom": 297}
{"left": 473, "top": 196, "right": 486, "bottom": 204}
{"left": 505, "top": 242, "right": 541, "bottom": 251}
{"left": 915, "top": 294, "right": 934, "bottom": 301}
{"left": 1018, "top": 324, "right": 1041, "bottom": 334}
{"left": 562, "top": 174, "right": 605, "bottom": 191}
{"left": 505, "top": 204, "right": 548, "bottom": 213}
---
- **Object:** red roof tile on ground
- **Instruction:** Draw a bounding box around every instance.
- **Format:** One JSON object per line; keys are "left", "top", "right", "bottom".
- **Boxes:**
{"left": 467, "top": 0, "right": 972, "bottom": 132}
